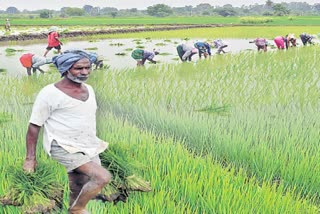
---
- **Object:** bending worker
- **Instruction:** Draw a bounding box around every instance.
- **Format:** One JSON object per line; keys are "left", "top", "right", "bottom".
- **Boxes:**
{"left": 250, "top": 38, "right": 268, "bottom": 52}
{"left": 177, "top": 44, "right": 198, "bottom": 62}
{"left": 274, "top": 34, "right": 297, "bottom": 50}
{"left": 286, "top": 34, "right": 297, "bottom": 47}
{"left": 194, "top": 41, "right": 211, "bottom": 58}
{"left": 300, "top": 33, "right": 314, "bottom": 46}
{"left": 19, "top": 53, "right": 52, "bottom": 76}
{"left": 88, "top": 52, "right": 104, "bottom": 69}
{"left": 213, "top": 39, "right": 228, "bottom": 54}
{"left": 131, "top": 49, "right": 159, "bottom": 66}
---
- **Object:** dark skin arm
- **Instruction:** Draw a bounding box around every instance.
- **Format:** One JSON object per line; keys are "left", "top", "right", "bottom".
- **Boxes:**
{"left": 36, "top": 67, "right": 45, "bottom": 73}
{"left": 26, "top": 67, "right": 32, "bottom": 76}
{"left": 147, "top": 59, "right": 157, "bottom": 64}
{"left": 141, "top": 58, "right": 156, "bottom": 65}
{"left": 23, "top": 123, "right": 41, "bottom": 173}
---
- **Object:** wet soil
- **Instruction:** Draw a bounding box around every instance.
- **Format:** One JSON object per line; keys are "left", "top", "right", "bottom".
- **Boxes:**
{"left": 0, "top": 24, "right": 225, "bottom": 42}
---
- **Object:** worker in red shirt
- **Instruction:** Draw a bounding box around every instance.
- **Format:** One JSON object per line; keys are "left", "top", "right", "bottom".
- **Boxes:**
{"left": 44, "top": 26, "right": 63, "bottom": 57}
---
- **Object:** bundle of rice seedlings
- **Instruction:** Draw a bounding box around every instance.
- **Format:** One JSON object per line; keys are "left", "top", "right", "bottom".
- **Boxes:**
{"left": 125, "top": 174, "right": 151, "bottom": 192}
{"left": 0, "top": 163, "right": 64, "bottom": 213}
{"left": 99, "top": 143, "right": 151, "bottom": 203}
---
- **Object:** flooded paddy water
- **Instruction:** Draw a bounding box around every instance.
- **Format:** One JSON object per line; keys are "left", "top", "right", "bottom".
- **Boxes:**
{"left": 0, "top": 37, "right": 307, "bottom": 76}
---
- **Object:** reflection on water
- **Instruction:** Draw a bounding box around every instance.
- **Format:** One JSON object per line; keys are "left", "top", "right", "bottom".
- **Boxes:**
{"left": 0, "top": 38, "right": 274, "bottom": 76}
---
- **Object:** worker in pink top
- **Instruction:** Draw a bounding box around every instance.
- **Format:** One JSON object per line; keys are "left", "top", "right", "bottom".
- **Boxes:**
{"left": 250, "top": 38, "right": 268, "bottom": 52}
{"left": 44, "top": 26, "right": 63, "bottom": 57}
{"left": 274, "top": 36, "right": 287, "bottom": 49}
{"left": 274, "top": 34, "right": 296, "bottom": 50}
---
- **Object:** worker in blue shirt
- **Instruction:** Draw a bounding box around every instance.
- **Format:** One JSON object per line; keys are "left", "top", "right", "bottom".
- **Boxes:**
{"left": 194, "top": 41, "right": 211, "bottom": 58}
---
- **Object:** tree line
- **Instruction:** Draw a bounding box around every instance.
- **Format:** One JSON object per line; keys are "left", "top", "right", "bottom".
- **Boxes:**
{"left": 2, "top": 1, "right": 320, "bottom": 18}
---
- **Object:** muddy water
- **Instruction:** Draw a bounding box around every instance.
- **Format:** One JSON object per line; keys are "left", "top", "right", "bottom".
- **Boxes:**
{"left": 0, "top": 38, "right": 272, "bottom": 76}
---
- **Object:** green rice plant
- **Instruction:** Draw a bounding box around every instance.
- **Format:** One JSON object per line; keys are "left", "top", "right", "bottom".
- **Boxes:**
{"left": 0, "top": 112, "right": 12, "bottom": 123}
{"left": 0, "top": 68, "right": 6, "bottom": 73}
{"left": 155, "top": 43, "right": 166, "bottom": 46}
{"left": 1, "top": 37, "right": 320, "bottom": 213}
{"left": 115, "top": 52, "right": 126, "bottom": 56}
{"left": 84, "top": 47, "right": 98, "bottom": 50}
{"left": 109, "top": 43, "right": 124, "bottom": 46}
{"left": 5, "top": 48, "right": 24, "bottom": 53}
{"left": 99, "top": 143, "right": 151, "bottom": 203}
{"left": 0, "top": 162, "right": 64, "bottom": 213}
{"left": 100, "top": 144, "right": 141, "bottom": 179}
{"left": 90, "top": 46, "right": 320, "bottom": 204}
{"left": 195, "top": 104, "right": 231, "bottom": 115}
{"left": 92, "top": 113, "right": 318, "bottom": 213}
{"left": 240, "top": 17, "right": 274, "bottom": 24}
{"left": 158, "top": 52, "right": 171, "bottom": 56}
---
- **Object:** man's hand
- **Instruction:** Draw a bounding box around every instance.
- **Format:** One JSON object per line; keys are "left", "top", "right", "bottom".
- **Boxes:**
{"left": 23, "top": 159, "right": 37, "bottom": 173}
{"left": 60, "top": 42, "right": 63, "bottom": 46}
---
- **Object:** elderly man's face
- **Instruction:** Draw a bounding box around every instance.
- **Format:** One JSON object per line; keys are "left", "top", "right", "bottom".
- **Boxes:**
{"left": 67, "top": 58, "right": 92, "bottom": 83}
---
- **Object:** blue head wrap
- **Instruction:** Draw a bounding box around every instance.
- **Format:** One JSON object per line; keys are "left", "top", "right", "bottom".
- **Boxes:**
{"left": 52, "top": 50, "right": 91, "bottom": 77}
{"left": 88, "top": 52, "right": 98, "bottom": 63}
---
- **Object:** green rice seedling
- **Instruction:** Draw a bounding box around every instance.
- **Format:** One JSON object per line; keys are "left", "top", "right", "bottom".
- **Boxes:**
{"left": 0, "top": 162, "right": 64, "bottom": 213}
{"left": 84, "top": 47, "right": 98, "bottom": 50}
{"left": 99, "top": 143, "right": 151, "bottom": 195}
{"left": 195, "top": 104, "right": 231, "bottom": 116}
{"left": 0, "top": 68, "right": 6, "bottom": 73}
{"left": 5, "top": 48, "right": 24, "bottom": 53}
{"left": 90, "top": 47, "right": 320, "bottom": 204}
{"left": 0, "top": 112, "right": 12, "bottom": 123}
{"left": 158, "top": 52, "right": 171, "bottom": 56}
{"left": 115, "top": 53, "right": 126, "bottom": 56}
{"left": 1, "top": 34, "right": 320, "bottom": 212}
{"left": 155, "top": 43, "right": 166, "bottom": 46}
{"left": 136, "top": 45, "right": 144, "bottom": 49}
{"left": 91, "top": 113, "right": 318, "bottom": 213}
{"left": 240, "top": 17, "right": 273, "bottom": 24}
{"left": 125, "top": 48, "right": 133, "bottom": 51}
{"left": 5, "top": 48, "right": 17, "bottom": 56}
{"left": 100, "top": 144, "right": 143, "bottom": 179}
{"left": 22, "top": 193, "right": 55, "bottom": 214}
{"left": 109, "top": 43, "right": 124, "bottom": 46}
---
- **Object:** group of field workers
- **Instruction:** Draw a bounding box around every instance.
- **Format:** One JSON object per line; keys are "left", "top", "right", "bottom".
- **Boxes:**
{"left": 251, "top": 32, "right": 316, "bottom": 52}
{"left": 131, "top": 32, "right": 317, "bottom": 65}
{"left": 19, "top": 26, "right": 103, "bottom": 76}
{"left": 131, "top": 39, "right": 228, "bottom": 65}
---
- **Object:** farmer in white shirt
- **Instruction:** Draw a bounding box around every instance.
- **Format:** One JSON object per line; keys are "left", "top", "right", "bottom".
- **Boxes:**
{"left": 23, "top": 49, "right": 111, "bottom": 214}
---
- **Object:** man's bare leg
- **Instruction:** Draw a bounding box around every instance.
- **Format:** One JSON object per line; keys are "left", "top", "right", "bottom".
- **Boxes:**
{"left": 68, "top": 161, "right": 111, "bottom": 214}
{"left": 68, "top": 171, "right": 89, "bottom": 207}
{"left": 43, "top": 49, "right": 50, "bottom": 57}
